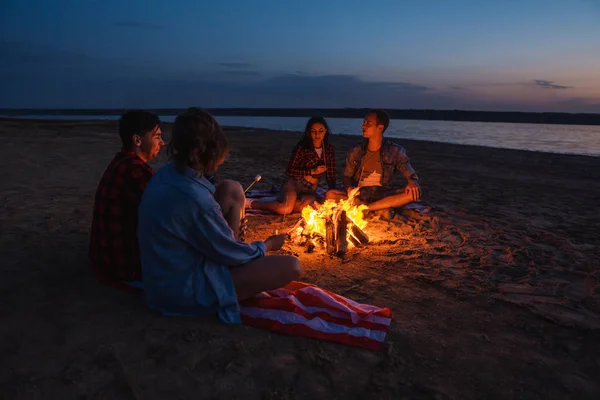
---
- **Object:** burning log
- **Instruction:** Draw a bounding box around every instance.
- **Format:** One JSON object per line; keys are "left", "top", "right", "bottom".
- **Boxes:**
{"left": 288, "top": 218, "right": 305, "bottom": 235}
{"left": 294, "top": 197, "right": 371, "bottom": 256}
{"left": 349, "top": 223, "right": 369, "bottom": 245}
{"left": 323, "top": 211, "right": 370, "bottom": 255}
{"left": 325, "top": 217, "right": 336, "bottom": 254}
{"left": 289, "top": 218, "right": 306, "bottom": 245}
{"left": 325, "top": 211, "right": 348, "bottom": 256}
{"left": 336, "top": 210, "right": 348, "bottom": 256}
{"left": 347, "top": 234, "right": 362, "bottom": 248}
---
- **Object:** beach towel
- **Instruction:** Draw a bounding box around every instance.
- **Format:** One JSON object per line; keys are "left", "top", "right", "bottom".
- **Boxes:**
{"left": 402, "top": 201, "right": 432, "bottom": 214}
{"left": 246, "top": 185, "right": 329, "bottom": 199}
{"left": 245, "top": 186, "right": 281, "bottom": 198}
{"left": 239, "top": 281, "right": 392, "bottom": 351}
{"left": 112, "top": 279, "right": 391, "bottom": 349}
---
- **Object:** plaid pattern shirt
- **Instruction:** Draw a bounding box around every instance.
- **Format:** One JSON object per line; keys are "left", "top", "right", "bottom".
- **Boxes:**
{"left": 89, "top": 149, "right": 154, "bottom": 285}
{"left": 286, "top": 143, "right": 337, "bottom": 189}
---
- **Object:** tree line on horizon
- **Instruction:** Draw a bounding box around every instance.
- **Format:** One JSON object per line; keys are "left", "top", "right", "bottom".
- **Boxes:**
{"left": 1, "top": 108, "right": 600, "bottom": 126}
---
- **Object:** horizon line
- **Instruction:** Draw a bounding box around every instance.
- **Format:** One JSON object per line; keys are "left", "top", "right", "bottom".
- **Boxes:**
{"left": 1, "top": 107, "right": 600, "bottom": 116}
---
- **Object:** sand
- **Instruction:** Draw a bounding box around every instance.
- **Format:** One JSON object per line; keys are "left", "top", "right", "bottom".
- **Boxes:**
{"left": 1, "top": 118, "right": 599, "bottom": 399}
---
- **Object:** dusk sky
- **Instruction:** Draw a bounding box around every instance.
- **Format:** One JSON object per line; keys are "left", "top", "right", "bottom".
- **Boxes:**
{"left": 2, "top": 0, "right": 600, "bottom": 112}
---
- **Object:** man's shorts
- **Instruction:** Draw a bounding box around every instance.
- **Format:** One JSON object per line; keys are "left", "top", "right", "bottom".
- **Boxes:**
{"left": 356, "top": 186, "right": 403, "bottom": 204}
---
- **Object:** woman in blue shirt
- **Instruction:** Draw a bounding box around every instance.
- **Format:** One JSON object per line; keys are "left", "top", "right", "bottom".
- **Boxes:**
{"left": 137, "top": 108, "right": 302, "bottom": 323}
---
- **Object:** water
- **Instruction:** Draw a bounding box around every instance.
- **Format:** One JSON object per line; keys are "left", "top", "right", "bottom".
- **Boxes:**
{"left": 2, "top": 114, "right": 600, "bottom": 157}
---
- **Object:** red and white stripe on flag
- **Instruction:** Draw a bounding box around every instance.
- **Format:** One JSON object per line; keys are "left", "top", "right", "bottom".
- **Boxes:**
{"left": 239, "top": 281, "right": 392, "bottom": 351}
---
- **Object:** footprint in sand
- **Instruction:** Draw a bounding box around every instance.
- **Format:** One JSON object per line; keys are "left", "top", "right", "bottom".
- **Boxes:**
{"left": 439, "top": 230, "right": 465, "bottom": 247}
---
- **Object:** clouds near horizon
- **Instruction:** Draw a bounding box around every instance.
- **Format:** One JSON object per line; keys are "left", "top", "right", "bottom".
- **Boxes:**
{"left": 0, "top": 36, "right": 599, "bottom": 113}
{"left": 2, "top": 0, "right": 600, "bottom": 111}
{"left": 534, "top": 80, "right": 571, "bottom": 90}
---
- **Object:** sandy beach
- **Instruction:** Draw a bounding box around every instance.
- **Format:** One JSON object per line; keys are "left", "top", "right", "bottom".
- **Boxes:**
{"left": 1, "top": 118, "right": 599, "bottom": 399}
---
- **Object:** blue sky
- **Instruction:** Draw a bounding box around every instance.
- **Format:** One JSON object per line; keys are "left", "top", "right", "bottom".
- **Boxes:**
{"left": 1, "top": 0, "right": 600, "bottom": 111}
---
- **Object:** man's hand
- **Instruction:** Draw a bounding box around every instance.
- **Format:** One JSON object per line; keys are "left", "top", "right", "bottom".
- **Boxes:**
{"left": 264, "top": 234, "right": 287, "bottom": 252}
{"left": 311, "top": 165, "right": 327, "bottom": 175}
{"left": 405, "top": 182, "right": 422, "bottom": 202}
{"left": 347, "top": 186, "right": 361, "bottom": 206}
{"left": 346, "top": 186, "right": 358, "bottom": 198}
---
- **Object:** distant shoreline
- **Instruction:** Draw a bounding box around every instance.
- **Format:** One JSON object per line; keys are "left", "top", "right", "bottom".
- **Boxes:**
{"left": 1, "top": 117, "right": 598, "bottom": 159}
{"left": 1, "top": 107, "right": 600, "bottom": 126}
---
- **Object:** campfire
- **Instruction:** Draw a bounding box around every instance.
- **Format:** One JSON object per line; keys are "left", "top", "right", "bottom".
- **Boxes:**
{"left": 288, "top": 198, "right": 370, "bottom": 256}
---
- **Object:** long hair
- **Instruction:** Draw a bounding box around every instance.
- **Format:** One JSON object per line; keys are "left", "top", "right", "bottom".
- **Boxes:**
{"left": 298, "top": 116, "right": 332, "bottom": 149}
{"left": 167, "top": 108, "right": 229, "bottom": 175}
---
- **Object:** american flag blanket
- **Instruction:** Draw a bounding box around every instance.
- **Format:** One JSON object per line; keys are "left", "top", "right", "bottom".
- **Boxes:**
{"left": 239, "top": 281, "right": 393, "bottom": 351}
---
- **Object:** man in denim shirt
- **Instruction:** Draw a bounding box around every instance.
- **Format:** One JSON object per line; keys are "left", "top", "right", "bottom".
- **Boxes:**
{"left": 327, "top": 109, "right": 422, "bottom": 212}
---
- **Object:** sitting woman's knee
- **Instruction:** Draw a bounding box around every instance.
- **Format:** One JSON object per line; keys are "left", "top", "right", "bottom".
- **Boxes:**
{"left": 217, "top": 179, "right": 244, "bottom": 200}
{"left": 279, "top": 192, "right": 298, "bottom": 215}
{"left": 221, "top": 179, "right": 244, "bottom": 194}
{"left": 280, "top": 202, "right": 295, "bottom": 215}
{"left": 286, "top": 256, "right": 302, "bottom": 280}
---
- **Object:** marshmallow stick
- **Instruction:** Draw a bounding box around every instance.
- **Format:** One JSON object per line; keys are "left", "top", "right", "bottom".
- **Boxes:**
{"left": 244, "top": 174, "right": 262, "bottom": 193}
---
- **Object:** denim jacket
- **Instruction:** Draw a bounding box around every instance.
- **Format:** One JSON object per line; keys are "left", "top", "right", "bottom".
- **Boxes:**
{"left": 138, "top": 162, "right": 266, "bottom": 323}
{"left": 344, "top": 139, "right": 419, "bottom": 188}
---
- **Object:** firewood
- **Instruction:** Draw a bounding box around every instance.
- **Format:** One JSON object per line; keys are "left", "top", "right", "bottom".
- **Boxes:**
{"left": 348, "top": 234, "right": 362, "bottom": 248}
{"left": 336, "top": 210, "right": 347, "bottom": 256}
{"left": 325, "top": 216, "right": 336, "bottom": 255}
{"left": 291, "top": 233, "right": 306, "bottom": 245}
{"left": 287, "top": 217, "right": 305, "bottom": 235}
{"left": 349, "top": 223, "right": 369, "bottom": 244}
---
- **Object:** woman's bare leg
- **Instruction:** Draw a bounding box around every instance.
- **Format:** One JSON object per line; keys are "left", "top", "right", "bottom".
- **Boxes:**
{"left": 214, "top": 179, "right": 245, "bottom": 240}
{"left": 230, "top": 255, "right": 302, "bottom": 300}
{"left": 250, "top": 184, "right": 298, "bottom": 215}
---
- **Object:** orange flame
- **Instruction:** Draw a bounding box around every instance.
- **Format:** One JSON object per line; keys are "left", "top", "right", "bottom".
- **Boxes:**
{"left": 301, "top": 198, "right": 368, "bottom": 238}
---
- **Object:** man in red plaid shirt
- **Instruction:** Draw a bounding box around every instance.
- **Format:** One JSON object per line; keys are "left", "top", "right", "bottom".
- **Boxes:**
{"left": 89, "top": 110, "right": 164, "bottom": 290}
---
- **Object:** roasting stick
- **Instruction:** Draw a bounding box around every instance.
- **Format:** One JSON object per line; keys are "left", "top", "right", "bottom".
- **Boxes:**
{"left": 274, "top": 193, "right": 289, "bottom": 235}
{"left": 244, "top": 174, "right": 262, "bottom": 193}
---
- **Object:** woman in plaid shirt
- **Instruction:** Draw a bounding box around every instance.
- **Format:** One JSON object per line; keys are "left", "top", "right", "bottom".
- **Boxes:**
{"left": 247, "top": 116, "right": 337, "bottom": 215}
